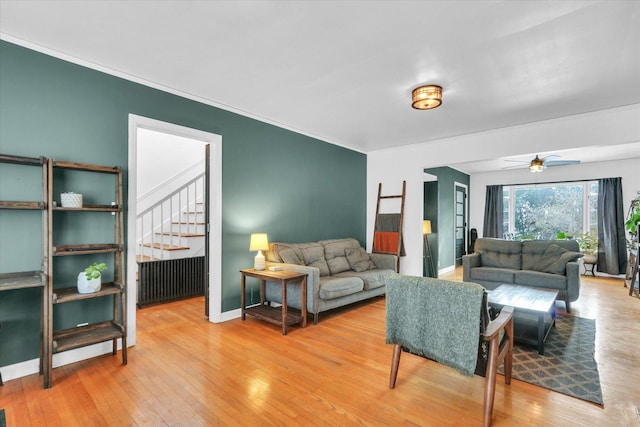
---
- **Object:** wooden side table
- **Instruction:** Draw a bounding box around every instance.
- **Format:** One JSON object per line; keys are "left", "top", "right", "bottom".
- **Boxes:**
{"left": 240, "top": 269, "right": 308, "bottom": 335}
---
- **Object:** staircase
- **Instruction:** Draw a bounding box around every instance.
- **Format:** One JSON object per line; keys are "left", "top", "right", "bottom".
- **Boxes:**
{"left": 136, "top": 174, "right": 207, "bottom": 307}
{"left": 137, "top": 174, "right": 206, "bottom": 262}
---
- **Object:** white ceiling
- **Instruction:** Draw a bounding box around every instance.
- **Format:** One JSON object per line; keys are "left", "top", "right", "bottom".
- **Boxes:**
{"left": 1, "top": 1, "right": 639, "bottom": 171}
{"left": 447, "top": 142, "right": 640, "bottom": 174}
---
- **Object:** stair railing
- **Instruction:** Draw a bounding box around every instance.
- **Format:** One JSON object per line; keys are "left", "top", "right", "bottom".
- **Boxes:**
{"left": 136, "top": 173, "right": 205, "bottom": 261}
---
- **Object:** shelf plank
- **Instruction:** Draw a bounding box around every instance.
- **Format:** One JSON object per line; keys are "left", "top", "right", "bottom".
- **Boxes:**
{"left": 53, "top": 321, "right": 125, "bottom": 353}
{"left": 53, "top": 243, "right": 123, "bottom": 256}
{"left": 52, "top": 282, "right": 124, "bottom": 303}
{"left": 53, "top": 204, "right": 121, "bottom": 212}
{"left": 52, "top": 160, "right": 119, "bottom": 174}
{"left": 0, "top": 154, "right": 45, "bottom": 166}
{"left": 0, "top": 271, "right": 46, "bottom": 291}
{"left": 245, "top": 304, "right": 304, "bottom": 326}
{"left": 0, "top": 201, "right": 46, "bottom": 210}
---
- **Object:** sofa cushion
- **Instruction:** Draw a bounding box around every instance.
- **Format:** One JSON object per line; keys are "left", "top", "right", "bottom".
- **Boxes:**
{"left": 301, "top": 245, "right": 331, "bottom": 277}
{"left": 336, "top": 268, "right": 393, "bottom": 290}
{"left": 279, "top": 248, "right": 304, "bottom": 265}
{"left": 345, "top": 247, "right": 376, "bottom": 272}
{"left": 267, "top": 242, "right": 317, "bottom": 263}
{"left": 515, "top": 270, "right": 567, "bottom": 291}
{"left": 475, "top": 239, "right": 522, "bottom": 270}
{"left": 532, "top": 243, "right": 583, "bottom": 274}
{"left": 320, "top": 238, "right": 361, "bottom": 275}
{"left": 469, "top": 266, "right": 517, "bottom": 284}
{"left": 521, "top": 239, "right": 580, "bottom": 270}
{"left": 319, "top": 277, "right": 364, "bottom": 300}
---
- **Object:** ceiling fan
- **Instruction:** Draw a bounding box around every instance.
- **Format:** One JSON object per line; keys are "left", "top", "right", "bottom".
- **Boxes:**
{"left": 503, "top": 155, "right": 581, "bottom": 172}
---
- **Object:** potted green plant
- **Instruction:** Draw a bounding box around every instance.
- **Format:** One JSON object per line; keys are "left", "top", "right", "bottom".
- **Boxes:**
{"left": 77, "top": 262, "right": 107, "bottom": 294}
{"left": 626, "top": 197, "right": 640, "bottom": 250}
{"left": 576, "top": 233, "right": 598, "bottom": 264}
{"left": 626, "top": 204, "right": 640, "bottom": 235}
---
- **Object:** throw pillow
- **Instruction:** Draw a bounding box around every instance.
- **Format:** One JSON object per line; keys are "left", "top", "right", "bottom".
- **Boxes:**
{"left": 301, "top": 245, "right": 330, "bottom": 277}
{"left": 321, "top": 239, "right": 359, "bottom": 275}
{"left": 345, "top": 247, "right": 376, "bottom": 272}
{"left": 271, "top": 243, "right": 299, "bottom": 262}
{"left": 279, "top": 249, "right": 303, "bottom": 265}
{"left": 535, "top": 244, "right": 584, "bottom": 274}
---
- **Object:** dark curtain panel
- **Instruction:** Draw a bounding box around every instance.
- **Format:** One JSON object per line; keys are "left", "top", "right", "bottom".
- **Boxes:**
{"left": 597, "top": 178, "right": 628, "bottom": 274}
{"left": 483, "top": 185, "right": 503, "bottom": 238}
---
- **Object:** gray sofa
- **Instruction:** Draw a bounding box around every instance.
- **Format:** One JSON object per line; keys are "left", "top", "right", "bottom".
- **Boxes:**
{"left": 264, "top": 238, "right": 397, "bottom": 324}
{"left": 462, "top": 238, "right": 582, "bottom": 311}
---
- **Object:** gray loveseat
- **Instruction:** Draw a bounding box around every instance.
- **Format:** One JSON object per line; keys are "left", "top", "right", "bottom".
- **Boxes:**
{"left": 264, "top": 238, "right": 397, "bottom": 324}
{"left": 462, "top": 238, "right": 582, "bottom": 311}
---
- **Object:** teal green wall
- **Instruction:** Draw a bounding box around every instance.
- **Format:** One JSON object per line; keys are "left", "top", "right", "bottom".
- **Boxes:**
{"left": 423, "top": 181, "right": 439, "bottom": 276}
{"left": 423, "top": 167, "right": 470, "bottom": 269}
{"left": 0, "top": 41, "right": 366, "bottom": 367}
{"left": 423, "top": 181, "right": 438, "bottom": 230}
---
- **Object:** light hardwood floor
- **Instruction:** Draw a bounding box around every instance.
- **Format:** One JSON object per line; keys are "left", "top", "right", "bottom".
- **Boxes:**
{"left": 1, "top": 268, "right": 639, "bottom": 426}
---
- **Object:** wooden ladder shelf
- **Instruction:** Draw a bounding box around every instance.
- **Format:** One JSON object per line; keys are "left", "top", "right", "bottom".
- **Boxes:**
{"left": 372, "top": 181, "right": 406, "bottom": 272}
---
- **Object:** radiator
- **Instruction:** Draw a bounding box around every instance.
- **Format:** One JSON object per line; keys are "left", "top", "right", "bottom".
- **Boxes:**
{"left": 137, "top": 257, "right": 206, "bottom": 308}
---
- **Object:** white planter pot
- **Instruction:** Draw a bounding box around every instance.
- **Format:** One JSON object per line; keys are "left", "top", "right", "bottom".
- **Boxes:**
{"left": 61, "top": 192, "right": 83, "bottom": 208}
{"left": 583, "top": 253, "right": 597, "bottom": 264}
{"left": 77, "top": 272, "right": 101, "bottom": 294}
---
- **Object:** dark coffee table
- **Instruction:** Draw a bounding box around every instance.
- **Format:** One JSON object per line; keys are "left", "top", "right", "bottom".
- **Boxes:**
{"left": 487, "top": 284, "right": 558, "bottom": 355}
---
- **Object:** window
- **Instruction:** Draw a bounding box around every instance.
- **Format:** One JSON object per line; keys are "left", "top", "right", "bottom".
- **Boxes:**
{"left": 503, "top": 181, "right": 598, "bottom": 240}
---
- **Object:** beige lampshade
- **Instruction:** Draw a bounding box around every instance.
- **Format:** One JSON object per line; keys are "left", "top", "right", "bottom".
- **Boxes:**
{"left": 422, "top": 220, "right": 432, "bottom": 235}
{"left": 249, "top": 233, "right": 269, "bottom": 251}
{"left": 250, "top": 233, "right": 269, "bottom": 270}
{"left": 412, "top": 85, "right": 442, "bottom": 110}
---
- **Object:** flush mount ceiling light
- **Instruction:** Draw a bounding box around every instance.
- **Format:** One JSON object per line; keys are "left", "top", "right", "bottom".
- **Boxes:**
{"left": 529, "top": 155, "right": 545, "bottom": 172}
{"left": 412, "top": 85, "right": 442, "bottom": 110}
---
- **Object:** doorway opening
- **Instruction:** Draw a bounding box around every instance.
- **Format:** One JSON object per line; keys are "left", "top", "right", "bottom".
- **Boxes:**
{"left": 127, "top": 115, "right": 222, "bottom": 346}
{"left": 136, "top": 128, "right": 209, "bottom": 310}
{"left": 454, "top": 182, "right": 468, "bottom": 266}
{"left": 423, "top": 174, "right": 438, "bottom": 277}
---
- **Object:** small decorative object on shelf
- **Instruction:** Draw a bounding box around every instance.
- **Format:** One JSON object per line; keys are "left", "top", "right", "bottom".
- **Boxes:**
{"left": 60, "top": 192, "right": 83, "bottom": 208}
{"left": 77, "top": 262, "right": 107, "bottom": 294}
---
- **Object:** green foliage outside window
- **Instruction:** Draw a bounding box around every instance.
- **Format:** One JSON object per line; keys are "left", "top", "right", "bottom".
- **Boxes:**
{"left": 514, "top": 185, "right": 584, "bottom": 240}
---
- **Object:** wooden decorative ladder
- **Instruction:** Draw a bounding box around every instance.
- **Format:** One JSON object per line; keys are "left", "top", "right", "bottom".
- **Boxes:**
{"left": 372, "top": 181, "right": 406, "bottom": 272}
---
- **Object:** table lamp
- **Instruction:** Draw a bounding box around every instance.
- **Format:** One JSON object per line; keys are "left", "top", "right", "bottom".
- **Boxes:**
{"left": 250, "top": 233, "right": 269, "bottom": 270}
{"left": 422, "top": 220, "right": 432, "bottom": 235}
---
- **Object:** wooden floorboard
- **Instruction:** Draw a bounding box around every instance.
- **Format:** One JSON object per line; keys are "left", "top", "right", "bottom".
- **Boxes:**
{"left": 1, "top": 268, "right": 639, "bottom": 426}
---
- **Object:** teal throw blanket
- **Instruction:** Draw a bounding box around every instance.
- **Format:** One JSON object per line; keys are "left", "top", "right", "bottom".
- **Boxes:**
{"left": 386, "top": 274, "right": 484, "bottom": 377}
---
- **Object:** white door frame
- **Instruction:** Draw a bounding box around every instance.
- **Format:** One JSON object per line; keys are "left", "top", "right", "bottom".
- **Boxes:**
{"left": 127, "top": 115, "right": 223, "bottom": 346}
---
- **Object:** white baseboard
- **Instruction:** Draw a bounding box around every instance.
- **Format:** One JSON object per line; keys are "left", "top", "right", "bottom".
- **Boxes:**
{"left": 1, "top": 340, "right": 126, "bottom": 383}
{"left": 214, "top": 308, "right": 241, "bottom": 323}
{"left": 439, "top": 265, "right": 456, "bottom": 275}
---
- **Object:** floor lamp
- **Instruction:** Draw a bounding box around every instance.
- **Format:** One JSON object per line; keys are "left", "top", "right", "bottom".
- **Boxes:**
{"left": 423, "top": 220, "right": 436, "bottom": 278}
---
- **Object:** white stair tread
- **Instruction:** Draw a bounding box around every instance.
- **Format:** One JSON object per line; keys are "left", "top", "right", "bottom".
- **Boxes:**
{"left": 155, "top": 232, "right": 205, "bottom": 238}
{"left": 142, "top": 243, "right": 190, "bottom": 251}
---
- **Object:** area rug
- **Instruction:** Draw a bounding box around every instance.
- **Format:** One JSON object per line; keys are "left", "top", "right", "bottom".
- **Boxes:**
{"left": 0, "top": 408, "right": 6, "bottom": 427}
{"left": 499, "top": 314, "right": 603, "bottom": 406}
